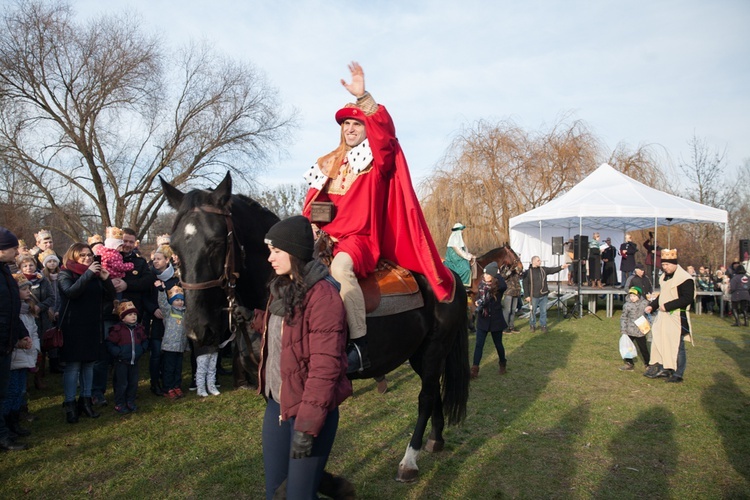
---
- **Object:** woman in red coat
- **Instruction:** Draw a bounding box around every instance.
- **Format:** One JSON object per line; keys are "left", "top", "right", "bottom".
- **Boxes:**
{"left": 258, "top": 215, "right": 352, "bottom": 500}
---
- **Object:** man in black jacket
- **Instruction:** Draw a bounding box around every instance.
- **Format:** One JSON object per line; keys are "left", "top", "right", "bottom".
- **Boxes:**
{"left": 0, "top": 227, "right": 30, "bottom": 451}
{"left": 522, "top": 256, "right": 568, "bottom": 333}
{"left": 92, "top": 227, "right": 154, "bottom": 406}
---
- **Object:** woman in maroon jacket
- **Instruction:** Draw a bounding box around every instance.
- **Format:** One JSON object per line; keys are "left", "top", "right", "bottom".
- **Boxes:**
{"left": 258, "top": 215, "right": 352, "bottom": 500}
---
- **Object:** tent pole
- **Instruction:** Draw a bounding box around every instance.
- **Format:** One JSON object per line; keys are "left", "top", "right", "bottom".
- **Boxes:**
{"left": 653, "top": 218, "right": 658, "bottom": 287}
{"left": 579, "top": 216, "right": 583, "bottom": 318}
{"left": 724, "top": 222, "right": 728, "bottom": 269}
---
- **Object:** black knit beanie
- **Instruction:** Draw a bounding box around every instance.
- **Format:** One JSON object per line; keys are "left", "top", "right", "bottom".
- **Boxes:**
{"left": 264, "top": 215, "right": 314, "bottom": 262}
{"left": 0, "top": 227, "right": 19, "bottom": 250}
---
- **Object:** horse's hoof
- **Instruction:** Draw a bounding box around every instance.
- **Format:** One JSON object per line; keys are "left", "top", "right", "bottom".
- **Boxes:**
{"left": 424, "top": 438, "right": 444, "bottom": 453}
{"left": 396, "top": 465, "right": 419, "bottom": 483}
{"left": 377, "top": 378, "right": 388, "bottom": 394}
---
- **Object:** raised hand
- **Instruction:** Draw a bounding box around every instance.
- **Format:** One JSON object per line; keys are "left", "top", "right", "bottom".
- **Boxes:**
{"left": 340, "top": 61, "right": 365, "bottom": 98}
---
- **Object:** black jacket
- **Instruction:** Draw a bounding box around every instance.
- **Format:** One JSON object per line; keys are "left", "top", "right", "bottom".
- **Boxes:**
{"left": 1, "top": 264, "right": 29, "bottom": 354}
{"left": 58, "top": 268, "right": 116, "bottom": 362}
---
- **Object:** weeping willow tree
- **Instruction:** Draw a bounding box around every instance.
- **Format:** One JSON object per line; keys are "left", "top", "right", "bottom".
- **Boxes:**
{"left": 419, "top": 116, "right": 669, "bottom": 256}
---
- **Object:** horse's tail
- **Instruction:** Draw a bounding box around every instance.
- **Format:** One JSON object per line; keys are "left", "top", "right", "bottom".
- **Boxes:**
{"left": 441, "top": 286, "right": 470, "bottom": 426}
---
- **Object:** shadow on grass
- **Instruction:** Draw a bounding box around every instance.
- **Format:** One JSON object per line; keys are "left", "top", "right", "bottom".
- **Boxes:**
{"left": 713, "top": 334, "right": 750, "bottom": 379}
{"left": 593, "top": 406, "right": 677, "bottom": 499}
{"left": 414, "top": 324, "right": 578, "bottom": 497}
{"left": 450, "top": 402, "right": 591, "bottom": 499}
{"left": 701, "top": 372, "right": 750, "bottom": 486}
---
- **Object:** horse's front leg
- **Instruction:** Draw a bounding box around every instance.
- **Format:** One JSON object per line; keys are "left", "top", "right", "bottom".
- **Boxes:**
{"left": 396, "top": 384, "right": 439, "bottom": 482}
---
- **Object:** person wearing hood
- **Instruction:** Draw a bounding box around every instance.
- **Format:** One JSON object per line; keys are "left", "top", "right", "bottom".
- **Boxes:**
{"left": 257, "top": 215, "right": 352, "bottom": 500}
{"left": 145, "top": 245, "right": 179, "bottom": 396}
{"left": 445, "top": 223, "right": 476, "bottom": 288}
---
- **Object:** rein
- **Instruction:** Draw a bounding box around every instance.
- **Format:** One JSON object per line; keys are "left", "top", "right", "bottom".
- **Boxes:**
{"left": 179, "top": 205, "right": 243, "bottom": 345}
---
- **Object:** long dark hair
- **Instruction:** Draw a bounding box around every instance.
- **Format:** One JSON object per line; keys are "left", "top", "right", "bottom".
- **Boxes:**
{"left": 269, "top": 254, "right": 311, "bottom": 324}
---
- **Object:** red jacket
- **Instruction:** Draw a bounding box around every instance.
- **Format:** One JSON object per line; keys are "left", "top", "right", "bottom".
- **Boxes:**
{"left": 303, "top": 104, "right": 455, "bottom": 302}
{"left": 257, "top": 278, "right": 352, "bottom": 436}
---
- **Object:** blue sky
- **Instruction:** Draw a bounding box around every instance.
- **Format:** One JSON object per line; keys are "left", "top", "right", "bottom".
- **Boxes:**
{"left": 75, "top": 0, "right": 750, "bottom": 190}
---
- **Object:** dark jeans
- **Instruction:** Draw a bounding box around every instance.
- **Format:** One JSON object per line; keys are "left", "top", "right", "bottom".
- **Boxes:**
{"left": 262, "top": 397, "right": 339, "bottom": 500}
{"left": 624, "top": 335, "right": 650, "bottom": 366}
{"left": 0, "top": 353, "right": 12, "bottom": 438}
{"left": 2, "top": 368, "right": 27, "bottom": 415}
{"left": 149, "top": 338, "right": 163, "bottom": 387}
{"left": 113, "top": 360, "right": 140, "bottom": 407}
{"left": 472, "top": 329, "right": 506, "bottom": 366}
{"left": 162, "top": 351, "right": 183, "bottom": 391}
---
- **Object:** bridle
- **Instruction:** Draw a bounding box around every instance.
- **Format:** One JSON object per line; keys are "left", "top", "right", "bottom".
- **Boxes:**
{"left": 178, "top": 205, "right": 244, "bottom": 346}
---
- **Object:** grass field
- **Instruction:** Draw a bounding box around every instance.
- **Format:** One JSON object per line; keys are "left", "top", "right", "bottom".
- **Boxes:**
{"left": 2, "top": 304, "right": 749, "bottom": 499}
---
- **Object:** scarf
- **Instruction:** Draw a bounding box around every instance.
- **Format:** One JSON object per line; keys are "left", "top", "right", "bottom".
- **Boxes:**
{"left": 64, "top": 260, "right": 92, "bottom": 276}
{"left": 156, "top": 262, "right": 175, "bottom": 282}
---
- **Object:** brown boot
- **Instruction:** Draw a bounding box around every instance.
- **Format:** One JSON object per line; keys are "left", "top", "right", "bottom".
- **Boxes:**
{"left": 498, "top": 361, "right": 507, "bottom": 375}
{"left": 470, "top": 365, "right": 479, "bottom": 379}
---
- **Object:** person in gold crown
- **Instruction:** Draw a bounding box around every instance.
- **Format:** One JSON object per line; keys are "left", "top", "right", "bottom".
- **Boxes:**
{"left": 157, "top": 285, "right": 188, "bottom": 399}
{"left": 106, "top": 301, "right": 148, "bottom": 414}
{"left": 30, "top": 230, "right": 54, "bottom": 267}
{"left": 643, "top": 249, "right": 695, "bottom": 383}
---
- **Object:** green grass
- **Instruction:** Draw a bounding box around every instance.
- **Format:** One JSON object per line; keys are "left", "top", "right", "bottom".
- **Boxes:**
{"left": 2, "top": 305, "right": 750, "bottom": 499}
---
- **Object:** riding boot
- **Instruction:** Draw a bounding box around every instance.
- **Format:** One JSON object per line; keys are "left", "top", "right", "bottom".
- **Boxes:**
{"left": 6, "top": 410, "right": 31, "bottom": 437}
{"left": 498, "top": 361, "right": 507, "bottom": 375}
{"left": 63, "top": 401, "right": 79, "bottom": 424}
{"left": 346, "top": 337, "right": 371, "bottom": 374}
{"left": 470, "top": 365, "right": 479, "bottom": 379}
{"left": 78, "top": 397, "right": 100, "bottom": 418}
{"left": 744, "top": 311, "right": 748, "bottom": 327}
{"left": 731, "top": 310, "right": 739, "bottom": 326}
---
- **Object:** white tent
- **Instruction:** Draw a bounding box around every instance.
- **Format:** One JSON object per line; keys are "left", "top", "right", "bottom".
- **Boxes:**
{"left": 509, "top": 163, "right": 728, "bottom": 276}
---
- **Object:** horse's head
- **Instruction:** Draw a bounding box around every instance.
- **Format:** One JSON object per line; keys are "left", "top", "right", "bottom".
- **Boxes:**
{"left": 501, "top": 243, "right": 523, "bottom": 272}
{"left": 161, "top": 172, "right": 235, "bottom": 346}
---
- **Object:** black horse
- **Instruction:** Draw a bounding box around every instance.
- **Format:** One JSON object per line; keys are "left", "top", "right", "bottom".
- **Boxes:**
{"left": 161, "top": 172, "right": 470, "bottom": 483}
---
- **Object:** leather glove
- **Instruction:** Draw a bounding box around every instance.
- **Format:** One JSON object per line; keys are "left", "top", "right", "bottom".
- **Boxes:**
{"left": 290, "top": 430, "right": 313, "bottom": 459}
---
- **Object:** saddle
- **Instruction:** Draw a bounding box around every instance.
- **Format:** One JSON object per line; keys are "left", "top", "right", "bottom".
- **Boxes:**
{"left": 359, "top": 260, "right": 424, "bottom": 317}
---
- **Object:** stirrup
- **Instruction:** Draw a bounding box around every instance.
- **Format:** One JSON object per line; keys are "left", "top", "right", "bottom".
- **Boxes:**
{"left": 347, "top": 342, "right": 365, "bottom": 373}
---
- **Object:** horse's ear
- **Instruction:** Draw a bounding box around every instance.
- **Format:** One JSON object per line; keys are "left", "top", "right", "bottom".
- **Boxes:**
{"left": 160, "top": 176, "right": 184, "bottom": 209}
{"left": 212, "top": 172, "right": 232, "bottom": 208}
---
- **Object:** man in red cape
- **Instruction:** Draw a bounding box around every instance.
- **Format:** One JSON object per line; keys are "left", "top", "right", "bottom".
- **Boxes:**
{"left": 303, "top": 62, "right": 455, "bottom": 372}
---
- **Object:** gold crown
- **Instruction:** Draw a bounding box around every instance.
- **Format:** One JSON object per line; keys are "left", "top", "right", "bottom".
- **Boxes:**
{"left": 661, "top": 248, "right": 678, "bottom": 260}
{"left": 155, "top": 244, "right": 173, "bottom": 260}
{"left": 116, "top": 300, "right": 137, "bottom": 318}
{"left": 12, "top": 273, "right": 31, "bottom": 288}
{"left": 34, "top": 229, "right": 52, "bottom": 242}
{"left": 167, "top": 286, "right": 184, "bottom": 300}
{"left": 17, "top": 239, "right": 27, "bottom": 248}
{"left": 38, "top": 249, "right": 58, "bottom": 265}
{"left": 87, "top": 234, "right": 103, "bottom": 245}
{"left": 105, "top": 226, "right": 123, "bottom": 240}
{"left": 156, "top": 234, "right": 171, "bottom": 246}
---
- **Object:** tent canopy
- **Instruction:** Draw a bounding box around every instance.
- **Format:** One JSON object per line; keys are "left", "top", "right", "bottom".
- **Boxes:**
{"left": 509, "top": 163, "right": 727, "bottom": 268}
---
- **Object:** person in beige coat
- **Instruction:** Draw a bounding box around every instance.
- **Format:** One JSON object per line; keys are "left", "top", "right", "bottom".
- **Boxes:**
{"left": 643, "top": 249, "right": 695, "bottom": 383}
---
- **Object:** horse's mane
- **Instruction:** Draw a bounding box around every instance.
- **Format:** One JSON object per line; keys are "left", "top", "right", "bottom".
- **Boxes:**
{"left": 477, "top": 244, "right": 519, "bottom": 268}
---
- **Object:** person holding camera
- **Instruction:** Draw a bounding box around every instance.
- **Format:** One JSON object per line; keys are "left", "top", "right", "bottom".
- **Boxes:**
{"left": 58, "top": 243, "right": 115, "bottom": 423}
{"left": 302, "top": 62, "right": 454, "bottom": 373}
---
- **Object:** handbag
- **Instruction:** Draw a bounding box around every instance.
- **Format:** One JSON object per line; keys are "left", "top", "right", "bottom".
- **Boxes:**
{"left": 42, "top": 326, "right": 63, "bottom": 351}
{"left": 42, "top": 301, "right": 69, "bottom": 351}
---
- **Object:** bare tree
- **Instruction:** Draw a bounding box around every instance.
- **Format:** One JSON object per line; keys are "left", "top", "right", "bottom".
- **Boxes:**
{"left": 674, "top": 134, "right": 737, "bottom": 268}
{"left": 420, "top": 116, "right": 601, "bottom": 253}
{"left": 253, "top": 183, "right": 306, "bottom": 220}
{"left": 0, "top": 0, "right": 295, "bottom": 240}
